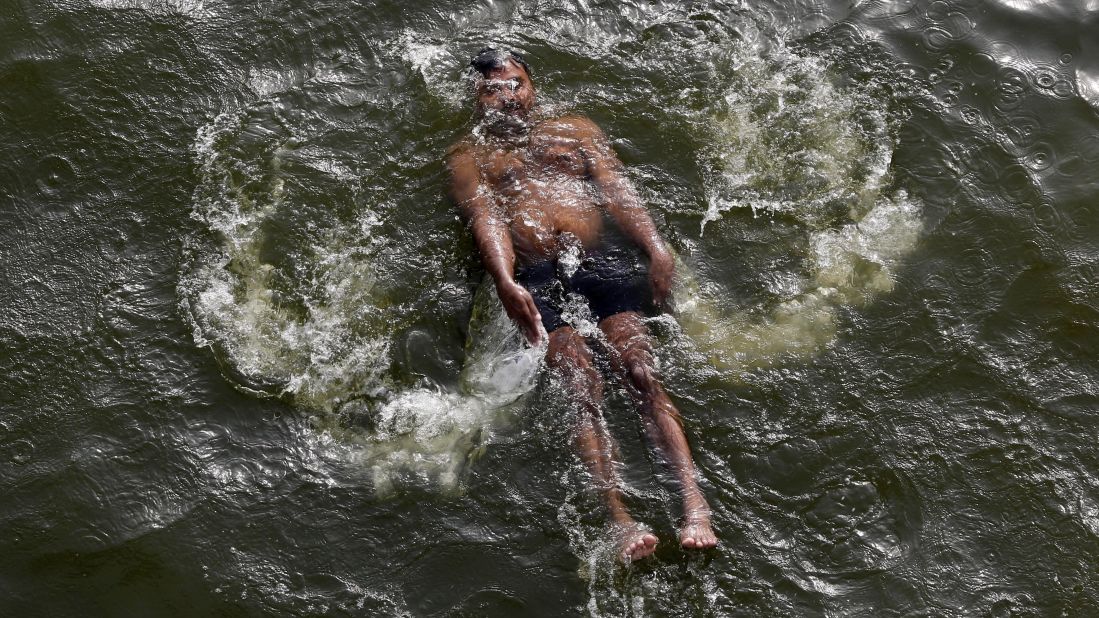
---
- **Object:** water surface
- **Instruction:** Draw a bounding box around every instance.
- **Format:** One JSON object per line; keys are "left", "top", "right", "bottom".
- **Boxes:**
{"left": 2, "top": 0, "right": 1099, "bottom": 615}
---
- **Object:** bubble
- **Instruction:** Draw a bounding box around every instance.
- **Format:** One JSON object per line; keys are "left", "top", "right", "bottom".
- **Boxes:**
{"left": 829, "top": 22, "right": 868, "bottom": 47}
{"left": 959, "top": 105, "right": 981, "bottom": 124}
{"left": 969, "top": 52, "right": 997, "bottom": 77}
{"left": 994, "top": 65, "right": 1029, "bottom": 111}
{"left": 1032, "top": 68, "right": 1058, "bottom": 89}
{"left": 989, "top": 40, "right": 1022, "bottom": 64}
{"left": 997, "top": 65, "right": 1029, "bottom": 95}
{"left": 940, "top": 11, "right": 975, "bottom": 40}
{"left": 1023, "top": 143, "right": 1054, "bottom": 171}
{"left": 1051, "top": 79, "right": 1075, "bottom": 99}
{"left": 1059, "top": 53, "right": 1073, "bottom": 65}
{"left": 922, "top": 27, "right": 953, "bottom": 52}
{"left": 925, "top": 1, "right": 949, "bottom": 19}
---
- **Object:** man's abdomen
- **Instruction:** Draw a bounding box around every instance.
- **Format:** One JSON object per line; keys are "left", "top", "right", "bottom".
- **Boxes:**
{"left": 508, "top": 196, "right": 603, "bottom": 263}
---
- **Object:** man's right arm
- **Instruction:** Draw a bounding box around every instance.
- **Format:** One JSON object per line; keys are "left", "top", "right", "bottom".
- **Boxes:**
{"left": 447, "top": 144, "right": 543, "bottom": 345}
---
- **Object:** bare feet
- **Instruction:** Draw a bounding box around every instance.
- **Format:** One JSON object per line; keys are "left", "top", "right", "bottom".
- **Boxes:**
{"left": 614, "top": 520, "right": 658, "bottom": 563}
{"left": 679, "top": 509, "right": 717, "bottom": 550}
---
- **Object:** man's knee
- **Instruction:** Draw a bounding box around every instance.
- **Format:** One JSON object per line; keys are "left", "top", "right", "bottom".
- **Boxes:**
{"left": 547, "top": 327, "right": 594, "bottom": 369}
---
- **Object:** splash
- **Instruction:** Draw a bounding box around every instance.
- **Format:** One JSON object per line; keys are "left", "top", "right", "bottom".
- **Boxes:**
{"left": 337, "top": 278, "right": 546, "bottom": 496}
{"left": 180, "top": 105, "right": 542, "bottom": 494}
{"left": 182, "top": 111, "right": 392, "bottom": 409}
{"left": 676, "top": 46, "right": 922, "bottom": 374}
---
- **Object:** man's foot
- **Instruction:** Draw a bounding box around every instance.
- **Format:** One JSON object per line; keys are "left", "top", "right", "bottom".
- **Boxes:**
{"left": 614, "top": 520, "right": 658, "bottom": 563}
{"left": 679, "top": 508, "right": 718, "bottom": 550}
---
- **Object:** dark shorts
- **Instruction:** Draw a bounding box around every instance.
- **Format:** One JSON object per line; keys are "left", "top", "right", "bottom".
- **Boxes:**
{"left": 514, "top": 245, "right": 657, "bottom": 333}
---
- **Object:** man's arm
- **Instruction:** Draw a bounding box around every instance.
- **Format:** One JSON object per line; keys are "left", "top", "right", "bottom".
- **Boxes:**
{"left": 446, "top": 144, "right": 543, "bottom": 344}
{"left": 577, "top": 120, "right": 676, "bottom": 310}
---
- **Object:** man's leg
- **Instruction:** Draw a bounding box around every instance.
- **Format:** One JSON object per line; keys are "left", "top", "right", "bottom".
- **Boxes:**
{"left": 598, "top": 312, "right": 718, "bottom": 550}
{"left": 546, "top": 325, "right": 658, "bottom": 562}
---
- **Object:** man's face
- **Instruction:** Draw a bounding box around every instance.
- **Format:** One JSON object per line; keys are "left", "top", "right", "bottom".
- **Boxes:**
{"left": 474, "top": 60, "right": 534, "bottom": 121}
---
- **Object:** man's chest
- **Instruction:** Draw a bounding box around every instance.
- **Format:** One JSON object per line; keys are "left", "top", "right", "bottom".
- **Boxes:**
{"left": 478, "top": 133, "right": 588, "bottom": 189}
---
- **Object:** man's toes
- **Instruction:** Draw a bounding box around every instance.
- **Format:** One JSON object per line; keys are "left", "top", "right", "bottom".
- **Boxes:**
{"left": 643, "top": 534, "right": 658, "bottom": 547}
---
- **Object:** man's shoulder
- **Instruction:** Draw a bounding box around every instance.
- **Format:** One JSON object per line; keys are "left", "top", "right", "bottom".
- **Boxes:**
{"left": 446, "top": 136, "right": 482, "bottom": 166}
{"left": 536, "top": 114, "right": 605, "bottom": 139}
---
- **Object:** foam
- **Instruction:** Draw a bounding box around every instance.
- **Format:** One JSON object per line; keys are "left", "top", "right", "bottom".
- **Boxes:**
{"left": 678, "top": 44, "right": 922, "bottom": 374}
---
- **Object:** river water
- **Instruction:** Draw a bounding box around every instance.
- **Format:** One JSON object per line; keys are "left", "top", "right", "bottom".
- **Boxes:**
{"left": 3, "top": 0, "right": 1099, "bottom": 615}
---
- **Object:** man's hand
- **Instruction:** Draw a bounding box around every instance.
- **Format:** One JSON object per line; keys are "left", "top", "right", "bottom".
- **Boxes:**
{"left": 497, "top": 279, "right": 544, "bottom": 346}
{"left": 649, "top": 250, "right": 675, "bottom": 312}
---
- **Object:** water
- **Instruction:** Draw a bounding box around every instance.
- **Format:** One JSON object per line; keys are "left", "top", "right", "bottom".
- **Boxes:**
{"left": 2, "top": 0, "right": 1098, "bottom": 615}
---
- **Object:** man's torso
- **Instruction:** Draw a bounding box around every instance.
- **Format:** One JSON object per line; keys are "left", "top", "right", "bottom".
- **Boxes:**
{"left": 469, "top": 117, "right": 605, "bottom": 263}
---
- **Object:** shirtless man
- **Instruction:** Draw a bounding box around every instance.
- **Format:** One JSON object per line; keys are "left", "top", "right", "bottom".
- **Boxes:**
{"left": 447, "top": 48, "right": 717, "bottom": 562}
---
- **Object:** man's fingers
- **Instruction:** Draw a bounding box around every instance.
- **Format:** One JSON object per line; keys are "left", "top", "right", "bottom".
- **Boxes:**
{"left": 524, "top": 296, "right": 543, "bottom": 345}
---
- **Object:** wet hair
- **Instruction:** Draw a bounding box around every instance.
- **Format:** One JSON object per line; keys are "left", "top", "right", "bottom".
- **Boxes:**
{"left": 470, "top": 47, "right": 532, "bottom": 79}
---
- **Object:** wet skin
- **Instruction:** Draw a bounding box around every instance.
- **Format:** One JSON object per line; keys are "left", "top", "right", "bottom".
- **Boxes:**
{"left": 447, "top": 59, "right": 717, "bottom": 561}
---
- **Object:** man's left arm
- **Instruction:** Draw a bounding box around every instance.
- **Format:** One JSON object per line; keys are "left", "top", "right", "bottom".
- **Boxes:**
{"left": 580, "top": 120, "right": 676, "bottom": 310}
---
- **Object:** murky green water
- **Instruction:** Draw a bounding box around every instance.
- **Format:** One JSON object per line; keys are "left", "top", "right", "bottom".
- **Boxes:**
{"left": 3, "top": 0, "right": 1099, "bottom": 615}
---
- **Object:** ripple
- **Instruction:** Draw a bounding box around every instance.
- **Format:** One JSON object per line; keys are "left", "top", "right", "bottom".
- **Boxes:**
{"left": 1076, "top": 135, "right": 1099, "bottom": 162}
{"left": 6, "top": 439, "right": 34, "bottom": 465}
{"left": 34, "top": 154, "right": 78, "bottom": 197}
{"left": 1001, "top": 112, "right": 1041, "bottom": 149}
{"left": 994, "top": 65, "right": 1029, "bottom": 111}
{"left": 795, "top": 470, "right": 918, "bottom": 575}
{"left": 1029, "top": 199, "right": 1068, "bottom": 236}
{"left": 959, "top": 142, "right": 1005, "bottom": 185}
{"left": 995, "top": 164, "right": 1036, "bottom": 203}
{"left": 1023, "top": 143, "right": 1054, "bottom": 172}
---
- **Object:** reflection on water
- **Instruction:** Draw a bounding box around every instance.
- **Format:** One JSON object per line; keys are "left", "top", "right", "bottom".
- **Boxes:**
{"left": 4, "top": 0, "right": 1099, "bottom": 614}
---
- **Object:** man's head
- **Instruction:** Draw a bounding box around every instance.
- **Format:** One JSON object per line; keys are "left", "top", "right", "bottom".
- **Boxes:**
{"left": 469, "top": 48, "right": 535, "bottom": 126}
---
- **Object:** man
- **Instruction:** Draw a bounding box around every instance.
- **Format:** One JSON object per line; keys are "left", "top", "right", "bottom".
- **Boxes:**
{"left": 447, "top": 48, "right": 717, "bottom": 562}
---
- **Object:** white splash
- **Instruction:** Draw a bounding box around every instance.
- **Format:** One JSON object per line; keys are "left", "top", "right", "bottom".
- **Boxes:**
{"left": 677, "top": 45, "right": 923, "bottom": 374}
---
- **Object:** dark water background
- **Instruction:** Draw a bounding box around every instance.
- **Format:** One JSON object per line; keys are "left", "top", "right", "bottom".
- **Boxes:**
{"left": 3, "top": 0, "right": 1099, "bottom": 615}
